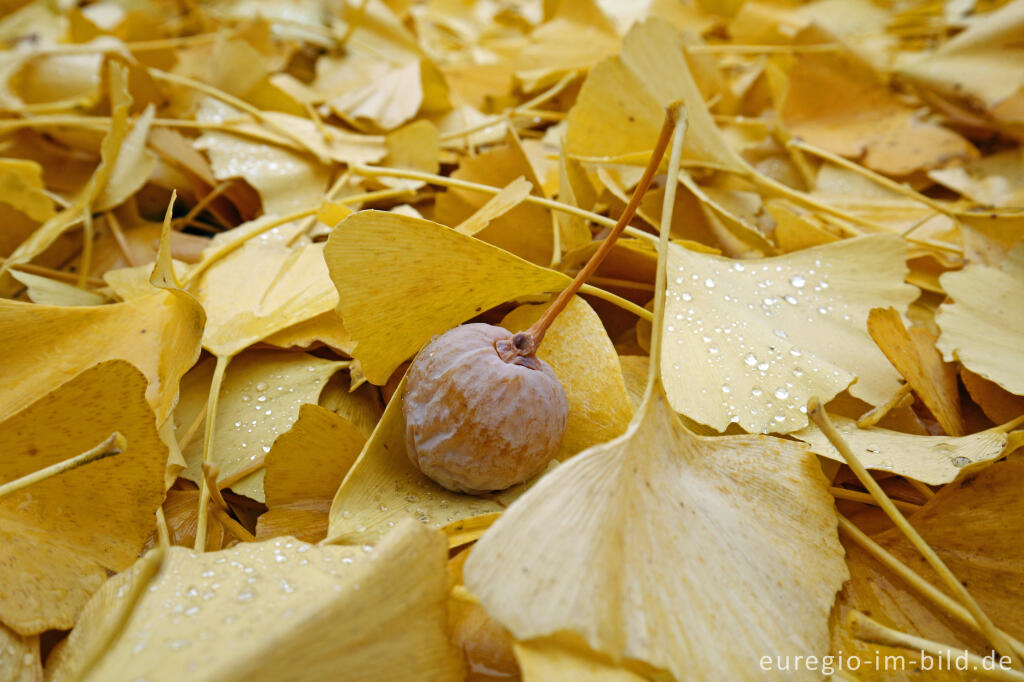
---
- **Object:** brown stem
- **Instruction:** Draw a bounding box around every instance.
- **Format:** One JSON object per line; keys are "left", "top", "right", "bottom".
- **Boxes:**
{"left": 514, "top": 107, "right": 680, "bottom": 356}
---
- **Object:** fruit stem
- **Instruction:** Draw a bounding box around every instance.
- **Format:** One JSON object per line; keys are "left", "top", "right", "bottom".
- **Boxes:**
{"left": 519, "top": 108, "right": 679, "bottom": 352}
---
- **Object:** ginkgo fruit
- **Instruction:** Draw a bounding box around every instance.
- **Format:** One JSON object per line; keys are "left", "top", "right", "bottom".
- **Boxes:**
{"left": 402, "top": 108, "right": 679, "bottom": 493}
{"left": 403, "top": 323, "right": 568, "bottom": 493}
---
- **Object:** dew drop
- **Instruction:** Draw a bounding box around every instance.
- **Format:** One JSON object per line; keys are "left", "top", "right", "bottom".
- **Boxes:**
{"left": 773, "top": 329, "right": 788, "bottom": 339}
{"left": 732, "top": 262, "right": 745, "bottom": 271}
{"left": 744, "top": 353, "right": 757, "bottom": 367}
{"left": 681, "top": 292, "right": 692, "bottom": 302}
{"left": 255, "top": 382, "right": 267, "bottom": 391}
{"left": 704, "top": 278, "right": 715, "bottom": 288}
{"left": 757, "top": 362, "right": 769, "bottom": 371}
{"left": 774, "top": 388, "right": 789, "bottom": 399}
{"left": 953, "top": 456, "right": 970, "bottom": 468}
{"left": 751, "top": 386, "right": 763, "bottom": 397}
{"left": 789, "top": 275, "right": 806, "bottom": 288}
{"left": 784, "top": 295, "right": 797, "bottom": 305}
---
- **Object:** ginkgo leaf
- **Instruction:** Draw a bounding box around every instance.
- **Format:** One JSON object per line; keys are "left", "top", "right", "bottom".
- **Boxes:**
{"left": 961, "top": 368, "right": 1024, "bottom": 425}
{"left": 566, "top": 17, "right": 745, "bottom": 173}
{"left": 0, "top": 158, "right": 54, "bottom": 225}
{"left": 0, "top": 360, "right": 167, "bottom": 634}
{"left": 194, "top": 98, "right": 330, "bottom": 215}
{"left": 514, "top": 636, "right": 651, "bottom": 682}
{"left": 434, "top": 129, "right": 555, "bottom": 265}
{"left": 793, "top": 415, "right": 1009, "bottom": 485}
{"left": 464, "top": 385, "right": 848, "bottom": 681}
{"left": 0, "top": 289, "right": 204, "bottom": 423}
{"left": 95, "top": 103, "right": 156, "bottom": 211}
{"left": 868, "top": 307, "right": 964, "bottom": 437}
{"left": 780, "top": 50, "right": 977, "bottom": 176}
{"left": 0, "top": 623, "right": 40, "bottom": 682}
{"left": 189, "top": 223, "right": 338, "bottom": 357}
{"left": 262, "top": 311, "right": 355, "bottom": 355}
{"left": 500, "top": 297, "right": 633, "bottom": 459}
{"left": 452, "top": 176, "right": 533, "bottom": 237}
{"left": 327, "top": 59, "right": 449, "bottom": 132}
{"left": 936, "top": 243, "right": 1024, "bottom": 396}
{"left": 832, "top": 461, "right": 1024, "bottom": 679}
{"left": 661, "top": 234, "right": 918, "bottom": 433}
{"left": 0, "top": 61, "right": 131, "bottom": 283}
{"left": 323, "top": 210, "right": 568, "bottom": 384}
{"left": 325, "top": 376, "right": 522, "bottom": 546}
{"left": 928, "top": 148, "right": 1024, "bottom": 208}
{"left": 897, "top": 0, "right": 1024, "bottom": 122}
{"left": 176, "top": 350, "right": 343, "bottom": 502}
{"left": 256, "top": 404, "right": 365, "bottom": 543}
{"left": 9, "top": 270, "right": 106, "bottom": 306}
{"left": 513, "top": 0, "right": 619, "bottom": 90}
{"left": 46, "top": 520, "right": 463, "bottom": 682}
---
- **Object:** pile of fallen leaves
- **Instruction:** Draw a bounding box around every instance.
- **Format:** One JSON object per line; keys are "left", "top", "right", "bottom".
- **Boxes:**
{"left": 1, "top": 0, "right": 1023, "bottom": 679}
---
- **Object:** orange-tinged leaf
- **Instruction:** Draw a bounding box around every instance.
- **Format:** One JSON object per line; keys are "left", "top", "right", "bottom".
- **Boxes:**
{"left": 868, "top": 307, "right": 964, "bottom": 436}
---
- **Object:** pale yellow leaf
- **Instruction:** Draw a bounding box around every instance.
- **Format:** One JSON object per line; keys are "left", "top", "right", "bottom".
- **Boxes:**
{"left": 464, "top": 386, "right": 847, "bottom": 681}
{"left": 46, "top": 520, "right": 462, "bottom": 682}
{"left": 793, "top": 415, "right": 1009, "bottom": 485}
{"left": 177, "top": 350, "right": 343, "bottom": 502}
{"left": 936, "top": 243, "right": 1024, "bottom": 395}
{"left": 662, "top": 235, "right": 918, "bottom": 433}
{"left": 194, "top": 98, "right": 330, "bottom": 215}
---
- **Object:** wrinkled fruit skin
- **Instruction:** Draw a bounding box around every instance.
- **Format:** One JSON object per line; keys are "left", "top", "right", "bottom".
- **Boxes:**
{"left": 403, "top": 323, "right": 568, "bottom": 494}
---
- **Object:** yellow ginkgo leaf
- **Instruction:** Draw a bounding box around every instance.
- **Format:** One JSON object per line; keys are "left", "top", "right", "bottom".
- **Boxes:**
{"left": 176, "top": 350, "right": 344, "bottom": 502}
{"left": 0, "top": 622, "right": 40, "bottom": 682}
{"left": 514, "top": 636, "right": 651, "bottom": 682}
{"left": 897, "top": 0, "right": 1024, "bottom": 123}
{"left": 566, "top": 17, "right": 746, "bottom": 173}
{"left": 46, "top": 520, "right": 463, "bottom": 682}
{"left": 0, "top": 360, "right": 167, "bottom": 635}
{"left": 0, "top": 289, "right": 204, "bottom": 423}
{"left": 256, "top": 404, "right": 365, "bottom": 543}
{"left": 662, "top": 234, "right": 918, "bottom": 433}
{"left": 189, "top": 224, "right": 338, "bottom": 357}
{"left": 0, "top": 61, "right": 131, "bottom": 283}
{"left": 323, "top": 210, "right": 568, "bottom": 384}
{"left": 513, "top": 0, "right": 619, "bottom": 91}
{"left": 868, "top": 307, "right": 964, "bottom": 437}
{"left": 434, "top": 129, "right": 555, "bottom": 265}
{"left": 325, "top": 376, "right": 525, "bottom": 546}
{"left": 194, "top": 98, "right": 330, "bottom": 215}
{"left": 500, "top": 296, "right": 633, "bottom": 459}
{"left": 262, "top": 310, "right": 356, "bottom": 355}
{"left": 0, "top": 158, "right": 54, "bottom": 224}
{"left": 464, "top": 385, "right": 848, "bottom": 681}
{"left": 9, "top": 270, "right": 106, "bottom": 306}
{"left": 95, "top": 103, "right": 156, "bottom": 211}
{"left": 936, "top": 243, "right": 1024, "bottom": 396}
{"left": 793, "top": 414, "right": 1009, "bottom": 485}
{"left": 928, "top": 148, "right": 1024, "bottom": 208}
